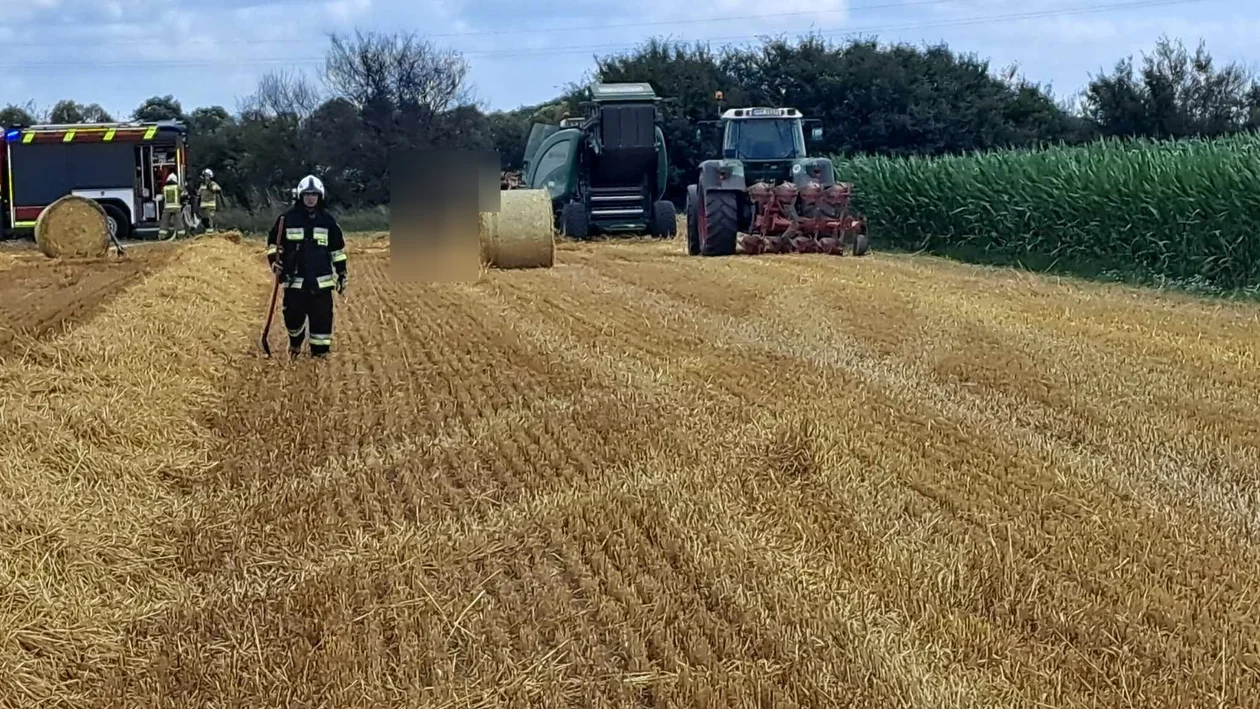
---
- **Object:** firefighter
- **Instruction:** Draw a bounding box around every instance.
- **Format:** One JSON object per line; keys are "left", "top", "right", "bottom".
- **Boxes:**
{"left": 198, "top": 168, "right": 223, "bottom": 233}
{"left": 265, "top": 175, "right": 347, "bottom": 358}
{"left": 158, "top": 173, "right": 184, "bottom": 239}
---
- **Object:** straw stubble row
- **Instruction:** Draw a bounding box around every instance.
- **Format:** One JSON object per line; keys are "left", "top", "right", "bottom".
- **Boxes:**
{"left": 0, "top": 239, "right": 271, "bottom": 706}
{"left": 3, "top": 236, "right": 1260, "bottom": 707}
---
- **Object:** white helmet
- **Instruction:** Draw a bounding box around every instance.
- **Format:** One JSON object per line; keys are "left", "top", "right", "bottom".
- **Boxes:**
{"left": 166, "top": 173, "right": 178, "bottom": 183}
{"left": 202, "top": 168, "right": 213, "bottom": 179}
{"left": 296, "top": 174, "right": 324, "bottom": 199}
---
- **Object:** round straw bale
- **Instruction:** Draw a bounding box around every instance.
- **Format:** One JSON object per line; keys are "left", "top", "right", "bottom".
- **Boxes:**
{"left": 479, "top": 188, "right": 554, "bottom": 269}
{"left": 34, "top": 195, "right": 110, "bottom": 259}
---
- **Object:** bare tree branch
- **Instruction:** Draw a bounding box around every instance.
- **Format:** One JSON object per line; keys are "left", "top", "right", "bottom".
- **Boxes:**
{"left": 239, "top": 69, "right": 323, "bottom": 120}
{"left": 320, "top": 29, "right": 474, "bottom": 145}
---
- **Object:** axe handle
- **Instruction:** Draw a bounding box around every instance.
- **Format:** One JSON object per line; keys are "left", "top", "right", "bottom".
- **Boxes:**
{"left": 259, "top": 216, "right": 285, "bottom": 356}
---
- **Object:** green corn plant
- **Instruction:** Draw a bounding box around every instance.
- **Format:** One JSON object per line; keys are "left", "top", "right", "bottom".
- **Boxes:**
{"left": 838, "top": 133, "right": 1260, "bottom": 290}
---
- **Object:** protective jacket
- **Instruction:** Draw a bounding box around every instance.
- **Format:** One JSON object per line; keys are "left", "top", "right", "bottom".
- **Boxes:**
{"left": 162, "top": 181, "right": 181, "bottom": 211}
{"left": 199, "top": 181, "right": 221, "bottom": 208}
{"left": 266, "top": 198, "right": 347, "bottom": 291}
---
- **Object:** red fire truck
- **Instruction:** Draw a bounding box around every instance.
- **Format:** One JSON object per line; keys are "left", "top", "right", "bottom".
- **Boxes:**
{"left": 0, "top": 119, "right": 190, "bottom": 240}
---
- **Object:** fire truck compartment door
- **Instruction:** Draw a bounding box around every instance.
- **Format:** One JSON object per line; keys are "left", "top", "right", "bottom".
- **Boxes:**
{"left": 9, "top": 143, "right": 134, "bottom": 205}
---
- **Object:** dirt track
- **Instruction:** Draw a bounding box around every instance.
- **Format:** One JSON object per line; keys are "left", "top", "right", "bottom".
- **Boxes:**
{"left": 2, "top": 234, "right": 1260, "bottom": 708}
{"left": 0, "top": 245, "right": 174, "bottom": 355}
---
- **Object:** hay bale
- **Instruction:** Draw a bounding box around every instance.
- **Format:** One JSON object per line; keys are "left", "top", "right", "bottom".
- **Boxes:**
{"left": 34, "top": 195, "right": 110, "bottom": 259}
{"left": 478, "top": 188, "right": 554, "bottom": 269}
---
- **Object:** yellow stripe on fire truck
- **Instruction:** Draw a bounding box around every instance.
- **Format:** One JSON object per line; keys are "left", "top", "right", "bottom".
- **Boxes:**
{"left": 15, "top": 128, "right": 158, "bottom": 143}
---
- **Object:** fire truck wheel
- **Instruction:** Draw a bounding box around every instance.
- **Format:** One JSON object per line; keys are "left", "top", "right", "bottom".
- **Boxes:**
{"left": 102, "top": 205, "right": 131, "bottom": 241}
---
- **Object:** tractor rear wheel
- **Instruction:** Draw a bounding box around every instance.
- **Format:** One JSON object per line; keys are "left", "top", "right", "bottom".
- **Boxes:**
{"left": 560, "top": 201, "right": 589, "bottom": 239}
{"left": 700, "top": 190, "right": 738, "bottom": 257}
{"left": 650, "top": 199, "right": 677, "bottom": 238}
{"left": 685, "top": 186, "right": 699, "bottom": 255}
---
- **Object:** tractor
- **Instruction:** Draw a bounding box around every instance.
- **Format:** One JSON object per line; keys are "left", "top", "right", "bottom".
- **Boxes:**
{"left": 685, "top": 102, "right": 868, "bottom": 257}
{"left": 520, "top": 82, "right": 676, "bottom": 239}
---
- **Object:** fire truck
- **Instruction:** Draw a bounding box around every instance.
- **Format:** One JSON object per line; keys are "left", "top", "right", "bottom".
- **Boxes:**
{"left": 0, "top": 119, "right": 190, "bottom": 240}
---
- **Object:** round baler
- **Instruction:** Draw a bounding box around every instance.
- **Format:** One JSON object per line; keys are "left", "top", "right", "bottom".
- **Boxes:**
{"left": 519, "top": 83, "right": 677, "bottom": 240}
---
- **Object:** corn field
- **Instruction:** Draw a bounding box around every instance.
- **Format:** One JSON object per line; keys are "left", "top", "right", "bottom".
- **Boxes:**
{"left": 843, "top": 133, "right": 1260, "bottom": 290}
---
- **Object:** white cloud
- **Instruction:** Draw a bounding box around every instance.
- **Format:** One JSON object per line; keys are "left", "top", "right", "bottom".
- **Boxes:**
{"left": 324, "top": 0, "right": 370, "bottom": 22}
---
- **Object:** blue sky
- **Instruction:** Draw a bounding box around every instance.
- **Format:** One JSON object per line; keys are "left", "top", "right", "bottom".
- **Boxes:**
{"left": 0, "top": 0, "right": 1255, "bottom": 118}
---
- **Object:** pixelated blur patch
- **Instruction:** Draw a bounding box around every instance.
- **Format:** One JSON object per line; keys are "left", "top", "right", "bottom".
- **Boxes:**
{"left": 390, "top": 149, "right": 500, "bottom": 283}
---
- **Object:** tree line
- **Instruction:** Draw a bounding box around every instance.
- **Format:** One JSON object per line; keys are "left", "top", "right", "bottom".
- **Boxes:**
{"left": 3, "top": 30, "right": 1258, "bottom": 211}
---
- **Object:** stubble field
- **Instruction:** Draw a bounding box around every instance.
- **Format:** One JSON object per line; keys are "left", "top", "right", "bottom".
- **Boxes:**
{"left": 1, "top": 231, "right": 1259, "bottom": 708}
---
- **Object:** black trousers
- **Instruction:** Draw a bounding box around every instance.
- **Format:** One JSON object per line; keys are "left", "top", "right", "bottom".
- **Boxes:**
{"left": 283, "top": 287, "right": 334, "bottom": 355}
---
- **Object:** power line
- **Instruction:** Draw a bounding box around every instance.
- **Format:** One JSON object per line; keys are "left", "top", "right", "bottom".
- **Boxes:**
{"left": 0, "top": 0, "right": 1224, "bottom": 70}
{"left": 446, "top": 0, "right": 1226, "bottom": 60}
{"left": 0, "top": 0, "right": 965, "bottom": 48}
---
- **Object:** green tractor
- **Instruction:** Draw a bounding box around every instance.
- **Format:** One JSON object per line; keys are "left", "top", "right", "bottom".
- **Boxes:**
{"left": 521, "top": 82, "right": 676, "bottom": 239}
{"left": 686, "top": 104, "right": 869, "bottom": 257}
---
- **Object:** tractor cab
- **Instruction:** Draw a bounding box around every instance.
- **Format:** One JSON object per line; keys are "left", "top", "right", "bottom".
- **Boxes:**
{"left": 714, "top": 107, "right": 823, "bottom": 184}
{"left": 521, "top": 82, "right": 674, "bottom": 239}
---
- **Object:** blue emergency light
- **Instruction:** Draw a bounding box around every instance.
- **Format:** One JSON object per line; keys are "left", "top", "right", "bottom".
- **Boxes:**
{"left": 4, "top": 129, "right": 19, "bottom": 142}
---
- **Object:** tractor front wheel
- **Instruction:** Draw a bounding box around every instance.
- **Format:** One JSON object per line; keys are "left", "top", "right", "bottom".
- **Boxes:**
{"left": 685, "top": 186, "right": 700, "bottom": 255}
{"left": 853, "top": 232, "right": 870, "bottom": 256}
{"left": 700, "top": 190, "right": 738, "bottom": 257}
{"left": 650, "top": 199, "right": 677, "bottom": 238}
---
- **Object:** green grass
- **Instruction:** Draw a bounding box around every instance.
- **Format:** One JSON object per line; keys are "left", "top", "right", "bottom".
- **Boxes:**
{"left": 841, "top": 133, "right": 1260, "bottom": 292}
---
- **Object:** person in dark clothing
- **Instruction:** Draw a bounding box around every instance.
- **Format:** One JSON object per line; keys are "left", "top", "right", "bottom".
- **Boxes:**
{"left": 265, "top": 175, "right": 348, "bottom": 358}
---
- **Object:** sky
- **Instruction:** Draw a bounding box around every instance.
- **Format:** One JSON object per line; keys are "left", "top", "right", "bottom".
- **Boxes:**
{"left": 0, "top": 0, "right": 1257, "bottom": 119}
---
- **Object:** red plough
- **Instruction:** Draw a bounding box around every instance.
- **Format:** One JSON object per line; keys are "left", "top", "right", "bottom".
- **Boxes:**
{"left": 738, "top": 180, "right": 867, "bottom": 256}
